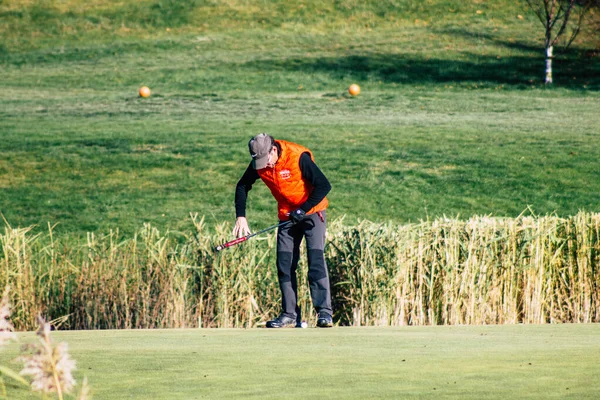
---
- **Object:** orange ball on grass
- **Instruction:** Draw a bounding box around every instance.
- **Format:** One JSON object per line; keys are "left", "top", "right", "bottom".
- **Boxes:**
{"left": 139, "top": 86, "right": 151, "bottom": 98}
{"left": 348, "top": 84, "right": 360, "bottom": 96}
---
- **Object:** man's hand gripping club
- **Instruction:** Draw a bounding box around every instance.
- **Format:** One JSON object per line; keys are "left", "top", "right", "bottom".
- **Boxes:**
{"left": 233, "top": 216, "right": 251, "bottom": 238}
{"left": 290, "top": 208, "right": 306, "bottom": 225}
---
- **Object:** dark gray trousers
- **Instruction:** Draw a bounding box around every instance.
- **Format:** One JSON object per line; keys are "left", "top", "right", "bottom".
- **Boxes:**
{"left": 276, "top": 211, "right": 332, "bottom": 320}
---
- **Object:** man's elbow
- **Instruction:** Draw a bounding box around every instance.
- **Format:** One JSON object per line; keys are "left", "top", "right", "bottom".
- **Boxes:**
{"left": 324, "top": 181, "right": 332, "bottom": 196}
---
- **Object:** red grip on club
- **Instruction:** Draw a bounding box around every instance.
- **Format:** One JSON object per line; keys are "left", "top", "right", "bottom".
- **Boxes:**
{"left": 214, "top": 220, "right": 289, "bottom": 252}
{"left": 215, "top": 236, "right": 247, "bottom": 251}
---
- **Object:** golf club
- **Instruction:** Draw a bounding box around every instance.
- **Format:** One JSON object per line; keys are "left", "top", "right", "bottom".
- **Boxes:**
{"left": 214, "top": 220, "right": 292, "bottom": 252}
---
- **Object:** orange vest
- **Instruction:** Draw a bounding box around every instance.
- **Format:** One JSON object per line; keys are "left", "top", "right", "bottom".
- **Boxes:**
{"left": 257, "top": 140, "right": 328, "bottom": 221}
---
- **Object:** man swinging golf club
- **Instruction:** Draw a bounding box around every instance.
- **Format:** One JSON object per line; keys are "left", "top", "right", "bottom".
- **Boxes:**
{"left": 234, "top": 133, "right": 333, "bottom": 328}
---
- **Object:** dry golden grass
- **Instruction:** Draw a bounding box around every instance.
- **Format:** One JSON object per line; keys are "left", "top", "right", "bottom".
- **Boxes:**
{"left": 1, "top": 212, "right": 598, "bottom": 330}
{"left": 329, "top": 213, "right": 600, "bottom": 326}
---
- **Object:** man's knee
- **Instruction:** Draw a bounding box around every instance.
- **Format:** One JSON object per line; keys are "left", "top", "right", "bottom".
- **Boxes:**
{"left": 277, "top": 251, "right": 293, "bottom": 282}
{"left": 307, "top": 249, "right": 328, "bottom": 281}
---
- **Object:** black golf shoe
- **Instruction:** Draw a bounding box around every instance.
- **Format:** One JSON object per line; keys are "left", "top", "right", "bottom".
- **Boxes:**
{"left": 316, "top": 313, "right": 333, "bottom": 328}
{"left": 266, "top": 315, "right": 296, "bottom": 328}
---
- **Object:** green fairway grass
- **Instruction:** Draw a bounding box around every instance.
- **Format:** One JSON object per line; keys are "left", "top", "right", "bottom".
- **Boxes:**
{"left": 1, "top": 324, "right": 599, "bottom": 399}
{"left": 0, "top": 1, "right": 599, "bottom": 235}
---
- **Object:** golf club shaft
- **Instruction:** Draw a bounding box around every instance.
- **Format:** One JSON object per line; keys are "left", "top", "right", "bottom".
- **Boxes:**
{"left": 215, "top": 220, "right": 291, "bottom": 251}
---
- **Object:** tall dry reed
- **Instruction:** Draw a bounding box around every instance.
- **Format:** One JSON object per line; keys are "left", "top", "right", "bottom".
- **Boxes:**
{"left": 328, "top": 213, "right": 600, "bottom": 325}
{"left": 0, "top": 212, "right": 598, "bottom": 329}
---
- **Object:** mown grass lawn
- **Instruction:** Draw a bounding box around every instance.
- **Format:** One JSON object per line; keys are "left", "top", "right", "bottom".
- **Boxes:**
{"left": 1, "top": 1, "right": 599, "bottom": 236}
{"left": 1, "top": 324, "right": 599, "bottom": 399}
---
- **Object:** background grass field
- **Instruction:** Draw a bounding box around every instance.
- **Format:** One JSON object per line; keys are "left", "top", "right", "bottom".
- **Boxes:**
{"left": 1, "top": 0, "right": 599, "bottom": 235}
{"left": 1, "top": 324, "right": 600, "bottom": 399}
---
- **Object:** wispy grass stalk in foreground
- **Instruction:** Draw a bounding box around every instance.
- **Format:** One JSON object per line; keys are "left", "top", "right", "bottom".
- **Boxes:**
{"left": 0, "top": 291, "right": 89, "bottom": 400}
{"left": 1, "top": 212, "right": 598, "bottom": 330}
{"left": 19, "top": 317, "right": 77, "bottom": 399}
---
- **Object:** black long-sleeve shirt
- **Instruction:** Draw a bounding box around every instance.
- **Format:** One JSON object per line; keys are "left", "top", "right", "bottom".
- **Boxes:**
{"left": 235, "top": 152, "right": 331, "bottom": 218}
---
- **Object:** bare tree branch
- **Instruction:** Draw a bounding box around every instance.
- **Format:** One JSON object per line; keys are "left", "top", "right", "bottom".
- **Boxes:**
{"left": 525, "top": 0, "right": 595, "bottom": 83}
{"left": 551, "top": 1, "right": 577, "bottom": 46}
{"left": 526, "top": 0, "right": 593, "bottom": 49}
{"left": 526, "top": 0, "right": 546, "bottom": 23}
{"left": 565, "top": 1, "right": 592, "bottom": 47}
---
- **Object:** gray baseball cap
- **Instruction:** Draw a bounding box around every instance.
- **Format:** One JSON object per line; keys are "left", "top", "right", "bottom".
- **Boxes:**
{"left": 248, "top": 133, "right": 274, "bottom": 169}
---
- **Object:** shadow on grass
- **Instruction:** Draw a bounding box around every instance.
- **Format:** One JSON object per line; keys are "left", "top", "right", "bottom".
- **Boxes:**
{"left": 240, "top": 29, "right": 599, "bottom": 90}
{"left": 1, "top": 21, "right": 597, "bottom": 90}
{"left": 243, "top": 50, "right": 599, "bottom": 90}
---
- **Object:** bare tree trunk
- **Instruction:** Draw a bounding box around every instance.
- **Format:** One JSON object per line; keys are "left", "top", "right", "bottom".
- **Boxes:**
{"left": 545, "top": 45, "right": 553, "bottom": 84}
{"left": 526, "top": 0, "right": 592, "bottom": 85}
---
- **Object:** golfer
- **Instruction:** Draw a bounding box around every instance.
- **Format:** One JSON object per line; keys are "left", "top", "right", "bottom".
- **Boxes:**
{"left": 234, "top": 133, "right": 333, "bottom": 328}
